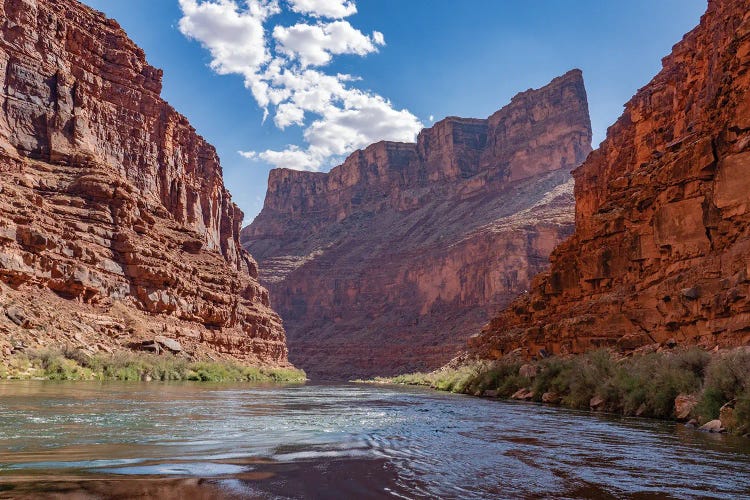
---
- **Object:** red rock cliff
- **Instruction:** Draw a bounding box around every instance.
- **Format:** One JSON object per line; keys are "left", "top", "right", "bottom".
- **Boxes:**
{"left": 243, "top": 71, "right": 592, "bottom": 378}
{"left": 0, "top": 0, "right": 288, "bottom": 365}
{"left": 471, "top": 0, "right": 750, "bottom": 360}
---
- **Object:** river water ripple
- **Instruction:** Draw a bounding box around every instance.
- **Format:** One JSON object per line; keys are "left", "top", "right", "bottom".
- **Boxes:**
{"left": 0, "top": 381, "right": 748, "bottom": 499}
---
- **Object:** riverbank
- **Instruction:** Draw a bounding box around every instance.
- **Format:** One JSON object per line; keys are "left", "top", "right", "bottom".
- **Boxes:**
{"left": 362, "top": 347, "right": 750, "bottom": 435}
{"left": 0, "top": 348, "right": 306, "bottom": 383}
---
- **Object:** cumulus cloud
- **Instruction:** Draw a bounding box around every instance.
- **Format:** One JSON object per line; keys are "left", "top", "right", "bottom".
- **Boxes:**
{"left": 273, "top": 20, "right": 383, "bottom": 67}
{"left": 179, "top": 0, "right": 422, "bottom": 171}
{"left": 178, "top": 0, "right": 277, "bottom": 78}
{"left": 287, "top": 0, "right": 357, "bottom": 19}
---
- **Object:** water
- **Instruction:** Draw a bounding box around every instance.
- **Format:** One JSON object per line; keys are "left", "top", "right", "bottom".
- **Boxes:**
{"left": 0, "top": 381, "right": 749, "bottom": 499}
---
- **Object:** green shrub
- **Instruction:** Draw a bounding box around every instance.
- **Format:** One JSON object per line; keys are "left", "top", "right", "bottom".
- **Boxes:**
{"left": 376, "top": 348, "right": 714, "bottom": 421}
{"left": 2, "top": 348, "right": 305, "bottom": 383}
{"left": 696, "top": 349, "right": 750, "bottom": 422}
{"left": 598, "top": 351, "right": 703, "bottom": 418}
{"left": 469, "top": 359, "right": 525, "bottom": 396}
{"left": 563, "top": 350, "right": 616, "bottom": 409}
{"left": 733, "top": 388, "right": 750, "bottom": 435}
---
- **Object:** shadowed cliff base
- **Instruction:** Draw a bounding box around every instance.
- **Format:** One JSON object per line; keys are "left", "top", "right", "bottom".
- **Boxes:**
{"left": 469, "top": 0, "right": 750, "bottom": 361}
{"left": 245, "top": 70, "right": 593, "bottom": 379}
{"left": 365, "top": 346, "right": 750, "bottom": 436}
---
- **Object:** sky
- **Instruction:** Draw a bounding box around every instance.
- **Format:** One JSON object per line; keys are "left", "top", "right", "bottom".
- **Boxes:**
{"left": 80, "top": 0, "right": 707, "bottom": 224}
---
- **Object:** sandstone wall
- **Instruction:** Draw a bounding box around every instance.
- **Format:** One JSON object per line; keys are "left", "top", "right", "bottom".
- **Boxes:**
{"left": 0, "top": 0, "right": 287, "bottom": 365}
{"left": 244, "top": 71, "right": 592, "bottom": 378}
{"left": 471, "top": 0, "right": 750, "bottom": 359}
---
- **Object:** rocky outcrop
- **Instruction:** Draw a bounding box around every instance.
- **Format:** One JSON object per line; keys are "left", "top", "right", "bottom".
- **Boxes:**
{"left": 470, "top": 0, "right": 750, "bottom": 360}
{"left": 0, "top": 0, "right": 288, "bottom": 365}
{"left": 244, "top": 71, "right": 592, "bottom": 378}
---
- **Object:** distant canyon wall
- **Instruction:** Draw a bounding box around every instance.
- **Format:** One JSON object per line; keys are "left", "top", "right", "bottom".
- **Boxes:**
{"left": 244, "top": 70, "right": 592, "bottom": 378}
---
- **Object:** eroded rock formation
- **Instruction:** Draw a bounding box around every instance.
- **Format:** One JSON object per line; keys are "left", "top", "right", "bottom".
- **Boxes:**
{"left": 471, "top": 0, "right": 750, "bottom": 360}
{"left": 0, "top": 0, "right": 288, "bottom": 365}
{"left": 244, "top": 71, "right": 592, "bottom": 378}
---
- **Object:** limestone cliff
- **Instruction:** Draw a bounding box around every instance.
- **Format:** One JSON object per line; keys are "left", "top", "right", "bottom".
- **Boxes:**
{"left": 0, "top": 0, "right": 288, "bottom": 365}
{"left": 244, "top": 71, "right": 592, "bottom": 378}
{"left": 471, "top": 0, "right": 750, "bottom": 360}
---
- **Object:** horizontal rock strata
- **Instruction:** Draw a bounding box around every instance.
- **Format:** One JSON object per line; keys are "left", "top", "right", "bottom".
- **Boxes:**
{"left": 471, "top": 0, "right": 750, "bottom": 359}
{"left": 0, "top": 0, "right": 288, "bottom": 365}
{"left": 244, "top": 70, "right": 592, "bottom": 378}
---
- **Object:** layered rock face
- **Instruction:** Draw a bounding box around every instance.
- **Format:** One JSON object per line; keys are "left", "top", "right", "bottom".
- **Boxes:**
{"left": 0, "top": 0, "right": 288, "bottom": 365}
{"left": 244, "top": 71, "right": 592, "bottom": 378}
{"left": 471, "top": 0, "right": 750, "bottom": 360}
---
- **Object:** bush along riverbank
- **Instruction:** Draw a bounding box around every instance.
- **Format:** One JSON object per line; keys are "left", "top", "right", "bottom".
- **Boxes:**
{"left": 366, "top": 348, "right": 750, "bottom": 436}
{"left": 0, "top": 348, "right": 306, "bottom": 383}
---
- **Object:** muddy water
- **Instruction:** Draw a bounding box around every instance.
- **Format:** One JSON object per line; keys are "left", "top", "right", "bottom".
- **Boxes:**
{"left": 0, "top": 381, "right": 749, "bottom": 499}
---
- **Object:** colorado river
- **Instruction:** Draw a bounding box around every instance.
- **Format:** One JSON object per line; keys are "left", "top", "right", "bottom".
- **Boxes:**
{"left": 0, "top": 381, "right": 749, "bottom": 499}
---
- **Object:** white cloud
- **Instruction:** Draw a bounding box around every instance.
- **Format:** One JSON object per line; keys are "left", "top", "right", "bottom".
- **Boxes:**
{"left": 244, "top": 145, "right": 327, "bottom": 171}
{"left": 273, "top": 20, "right": 383, "bottom": 67}
{"left": 178, "top": 0, "right": 278, "bottom": 80}
{"left": 287, "top": 0, "right": 357, "bottom": 18}
{"left": 179, "top": 0, "right": 422, "bottom": 172}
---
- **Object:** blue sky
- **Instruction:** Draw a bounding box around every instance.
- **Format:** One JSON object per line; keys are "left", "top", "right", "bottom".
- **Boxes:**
{"left": 81, "top": 0, "right": 706, "bottom": 223}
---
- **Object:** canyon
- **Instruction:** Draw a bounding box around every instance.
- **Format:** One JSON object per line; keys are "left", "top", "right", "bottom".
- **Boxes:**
{"left": 244, "top": 70, "right": 592, "bottom": 378}
{"left": 0, "top": 0, "right": 288, "bottom": 366}
{"left": 470, "top": 0, "right": 750, "bottom": 360}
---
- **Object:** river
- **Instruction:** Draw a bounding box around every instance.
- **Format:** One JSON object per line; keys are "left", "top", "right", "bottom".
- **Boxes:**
{"left": 0, "top": 381, "right": 748, "bottom": 499}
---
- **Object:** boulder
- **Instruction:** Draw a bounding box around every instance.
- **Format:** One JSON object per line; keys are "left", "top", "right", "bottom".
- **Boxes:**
{"left": 699, "top": 420, "right": 725, "bottom": 433}
{"left": 680, "top": 288, "right": 700, "bottom": 301}
{"left": 542, "top": 392, "right": 561, "bottom": 404}
{"left": 5, "top": 306, "right": 31, "bottom": 328}
{"left": 511, "top": 388, "right": 534, "bottom": 401}
{"left": 590, "top": 395, "right": 606, "bottom": 411}
{"left": 155, "top": 336, "right": 182, "bottom": 353}
{"left": 674, "top": 394, "right": 698, "bottom": 420}
{"left": 138, "top": 341, "right": 161, "bottom": 355}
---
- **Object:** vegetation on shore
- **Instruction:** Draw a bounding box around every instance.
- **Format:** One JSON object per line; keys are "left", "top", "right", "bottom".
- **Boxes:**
{"left": 366, "top": 348, "right": 750, "bottom": 435}
{"left": 0, "top": 348, "right": 306, "bottom": 383}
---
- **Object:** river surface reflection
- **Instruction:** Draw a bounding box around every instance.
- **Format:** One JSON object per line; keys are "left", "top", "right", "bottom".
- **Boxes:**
{"left": 0, "top": 381, "right": 749, "bottom": 499}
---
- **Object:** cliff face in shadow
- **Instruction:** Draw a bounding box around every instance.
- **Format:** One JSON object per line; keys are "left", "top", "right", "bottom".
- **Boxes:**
{"left": 245, "top": 70, "right": 592, "bottom": 378}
